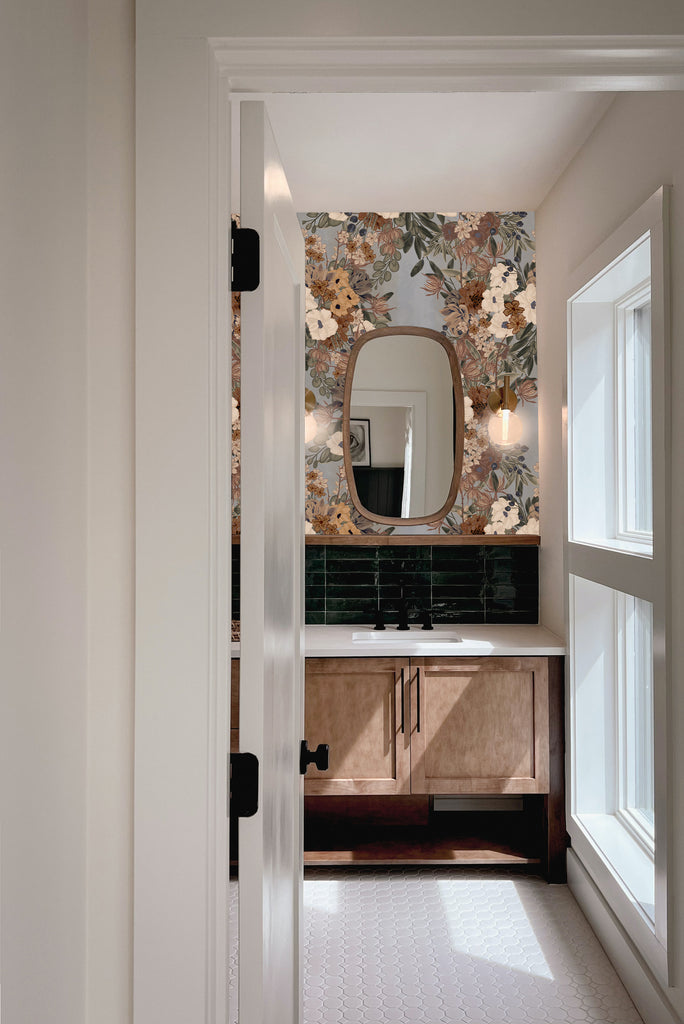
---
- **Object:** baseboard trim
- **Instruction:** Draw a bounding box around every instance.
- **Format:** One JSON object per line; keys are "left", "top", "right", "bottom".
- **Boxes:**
{"left": 567, "top": 850, "right": 681, "bottom": 1024}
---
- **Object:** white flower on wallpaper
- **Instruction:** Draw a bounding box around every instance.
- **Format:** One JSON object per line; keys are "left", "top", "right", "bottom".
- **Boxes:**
{"left": 489, "top": 261, "right": 520, "bottom": 295}
{"left": 481, "top": 289, "right": 506, "bottom": 315}
{"left": 516, "top": 517, "right": 540, "bottom": 535}
{"left": 516, "top": 282, "right": 537, "bottom": 324}
{"left": 489, "top": 309, "right": 518, "bottom": 339}
{"left": 306, "top": 306, "right": 338, "bottom": 340}
{"left": 325, "top": 431, "right": 344, "bottom": 457}
{"left": 484, "top": 495, "right": 521, "bottom": 534}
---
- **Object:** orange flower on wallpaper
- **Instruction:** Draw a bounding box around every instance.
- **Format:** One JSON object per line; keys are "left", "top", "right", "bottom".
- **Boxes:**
{"left": 422, "top": 274, "right": 443, "bottom": 296}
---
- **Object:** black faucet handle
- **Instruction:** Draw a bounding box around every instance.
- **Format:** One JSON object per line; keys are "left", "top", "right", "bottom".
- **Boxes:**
{"left": 421, "top": 608, "right": 434, "bottom": 631}
{"left": 373, "top": 606, "right": 386, "bottom": 631}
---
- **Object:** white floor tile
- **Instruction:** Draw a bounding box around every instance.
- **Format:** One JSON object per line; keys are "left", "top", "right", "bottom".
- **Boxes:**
{"left": 229, "top": 867, "right": 644, "bottom": 1024}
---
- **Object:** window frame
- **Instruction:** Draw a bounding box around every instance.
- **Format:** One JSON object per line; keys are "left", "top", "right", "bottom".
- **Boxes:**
{"left": 615, "top": 279, "right": 653, "bottom": 548}
{"left": 565, "top": 187, "right": 671, "bottom": 986}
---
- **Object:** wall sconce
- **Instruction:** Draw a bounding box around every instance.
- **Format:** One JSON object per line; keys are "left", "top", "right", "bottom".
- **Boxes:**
{"left": 488, "top": 374, "right": 523, "bottom": 447}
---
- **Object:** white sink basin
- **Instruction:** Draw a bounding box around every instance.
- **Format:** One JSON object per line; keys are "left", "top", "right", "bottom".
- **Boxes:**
{"left": 352, "top": 630, "right": 462, "bottom": 644}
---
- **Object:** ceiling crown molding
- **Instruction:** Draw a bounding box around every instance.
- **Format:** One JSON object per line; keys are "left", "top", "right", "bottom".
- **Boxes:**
{"left": 211, "top": 35, "right": 684, "bottom": 92}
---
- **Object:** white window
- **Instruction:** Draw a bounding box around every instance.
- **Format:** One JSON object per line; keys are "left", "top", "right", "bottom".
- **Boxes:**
{"left": 566, "top": 187, "right": 670, "bottom": 984}
{"left": 568, "top": 233, "right": 653, "bottom": 556}
{"left": 569, "top": 577, "right": 655, "bottom": 922}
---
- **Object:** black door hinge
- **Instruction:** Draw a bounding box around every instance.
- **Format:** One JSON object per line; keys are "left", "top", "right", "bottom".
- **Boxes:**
{"left": 231, "top": 219, "right": 260, "bottom": 292}
{"left": 229, "top": 752, "right": 259, "bottom": 817}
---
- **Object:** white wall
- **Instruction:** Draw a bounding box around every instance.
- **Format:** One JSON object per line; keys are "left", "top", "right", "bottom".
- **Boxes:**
{"left": 0, "top": 1, "right": 135, "bottom": 1022}
{"left": 0, "top": 2, "right": 89, "bottom": 1022}
{"left": 86, "top": 0, "right": 135, "bottom": 1020}
{"left": 537, "top": 91, "right": 684, "bottom": 1021}
{"left": 139, "top": 0, "right": 684, "bottom": 39}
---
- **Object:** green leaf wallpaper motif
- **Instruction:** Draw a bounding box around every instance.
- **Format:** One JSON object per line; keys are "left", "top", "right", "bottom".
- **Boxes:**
{"left": 300, "top": 212, "right": 539, "bottom": 537}
{"left": 231, "top": 211, "right": 539, "bottom": 538}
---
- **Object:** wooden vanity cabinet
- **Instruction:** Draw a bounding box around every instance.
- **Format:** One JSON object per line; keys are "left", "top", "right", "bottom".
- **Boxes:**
{"left": 304, "top": 657, "right": 410, "bottom": 795}
{"left": 409, "top": 657, "right": 549, "bottom": 795}
{"left": 304, "top": 656, "right": 550, "bottom": 798}
{"left": 233, "top": 653, "right": 565, "bottom": 879}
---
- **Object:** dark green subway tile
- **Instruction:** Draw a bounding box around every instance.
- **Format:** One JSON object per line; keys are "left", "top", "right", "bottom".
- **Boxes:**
{"left": 305, "top": 611, "right": 326, "bottom": 624}
{"left": 326, "top": 558, "right": 381, "bottom": 576}
{"left": 378, "top": 569, "right": 431, "bottom": 587}
{"left": 485, "top": 546, "right": 538, "bottom": 574}
{"left": 485, "top": 608, "right": 538, "bottom": 624}
{"left": 432, "top": 586, "right": 485, "bottom": 603}
{"left": 326, "top": 545, "right": 379, "bottom": 561}
{"left": 326, "top": 594, "right": 379, "bottom": 611}
{"left": 378, "top": 556, "right": 430, "bottom": 570}
{"left": 305, "top": 545, "right": 325, "bottom": 564}
{"left": 432, "top": 607, "right": 485, "bottom": 624}
{"left": 431, "top": 545, "right": 485, "bottom": 563}
{"left": 431, "top": 571, "right": 483, "bottom": 587}
{"left": 305, "top": 598, "right": 325, "bottom": 616}
{"left": 327, "top": 571, "right": 378, "bottom": 588}
{"left": 378, "top": 545, "right": 430, "bottom": 559}
{"left": 431, "top": 560, "right": 484, "bottom": 577}
{"left": 305, "top": 585, "right": 326, "bottom": 603}
{"left": 486, "top": 580, "right": 538, "bottom": 601}
{"left": 325, "top": 609, "right": 372, "bottom": 625}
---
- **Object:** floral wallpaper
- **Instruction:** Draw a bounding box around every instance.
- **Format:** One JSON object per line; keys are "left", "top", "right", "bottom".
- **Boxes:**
{"left": 232, "top": 211, "right": 540, "bottom": 537}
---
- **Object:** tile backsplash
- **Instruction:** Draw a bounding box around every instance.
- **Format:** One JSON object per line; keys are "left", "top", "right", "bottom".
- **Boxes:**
{"left": 232, "top": 544, "right": 538, "bottom": 626}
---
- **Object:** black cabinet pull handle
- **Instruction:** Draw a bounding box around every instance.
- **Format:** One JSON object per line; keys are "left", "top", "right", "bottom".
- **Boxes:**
{"left": 400, "top": 668, "right": 405, "bottom": 734}
{"left": 416, "top": 667, "right": 421, "bottom": 733}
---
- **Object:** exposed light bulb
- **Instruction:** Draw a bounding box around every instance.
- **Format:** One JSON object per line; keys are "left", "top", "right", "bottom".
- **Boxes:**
{"left": 488, "top": 408, "right": 523, "bottom": 447}
{"left": 304, "top": 412, "right": 318, "bottom": 443}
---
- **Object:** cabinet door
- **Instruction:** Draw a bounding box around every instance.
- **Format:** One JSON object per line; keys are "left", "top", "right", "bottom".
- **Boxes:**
{"left": 409, "top": 657, "right": 549, "bottom": 794}
{"left": 305, "top": 657, "right": 410, "bottom": 795}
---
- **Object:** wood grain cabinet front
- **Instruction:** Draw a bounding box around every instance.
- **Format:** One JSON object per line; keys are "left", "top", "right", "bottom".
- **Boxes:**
{"left": 304, "top": 657, "right": 411, "bottom": 796}
{"left": 408, "top": 657, "right": 549, "bottom": 795}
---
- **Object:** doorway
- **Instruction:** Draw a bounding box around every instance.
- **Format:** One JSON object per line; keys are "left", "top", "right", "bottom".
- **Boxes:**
{"left": 135, "top": 33, "right": 683, "bottom": 1024}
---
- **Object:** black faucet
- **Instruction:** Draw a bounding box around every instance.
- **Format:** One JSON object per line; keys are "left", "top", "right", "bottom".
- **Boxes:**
{"left": 373, "top": 606, "right": 386, "bottom": 631}
{"left": 396, "top": 597, "right": 410, "bottom": 630}
{"left": 420, "top": 608, "right": 434, "bottom": 631}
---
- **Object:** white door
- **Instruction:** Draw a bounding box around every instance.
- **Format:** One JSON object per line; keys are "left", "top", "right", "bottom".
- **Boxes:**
{"left": 238, "top": 100, "right": 306, "bottom": 1024}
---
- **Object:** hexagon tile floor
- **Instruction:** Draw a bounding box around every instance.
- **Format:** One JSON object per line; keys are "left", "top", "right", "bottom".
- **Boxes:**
{"left": 229, "top": 867, "right": 643, "bottom": 1023}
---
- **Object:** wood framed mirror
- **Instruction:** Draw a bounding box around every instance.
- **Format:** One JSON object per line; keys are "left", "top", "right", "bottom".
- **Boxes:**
{"left": 342, "top": 326, "right": 464, "bottom": 526}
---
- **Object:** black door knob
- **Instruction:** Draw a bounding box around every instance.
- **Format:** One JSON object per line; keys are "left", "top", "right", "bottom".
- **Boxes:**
{"left": 300, "top": 740, "right": 329, "bottom": 775}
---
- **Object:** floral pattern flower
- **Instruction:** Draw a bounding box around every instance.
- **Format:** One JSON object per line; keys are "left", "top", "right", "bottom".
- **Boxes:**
{"left": 325, "top": 431, "right": 344, "bottom": 456}
{"left": 306, "top": 307, "right": 338, "bottom": 340}
{"left": 484, "top": 495, "right": 521, "bottom": 534}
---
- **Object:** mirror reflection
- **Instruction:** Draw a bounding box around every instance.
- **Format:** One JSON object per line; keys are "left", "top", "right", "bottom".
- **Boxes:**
{"left": 344, "top": 328, "right": 463, "bottom": 524}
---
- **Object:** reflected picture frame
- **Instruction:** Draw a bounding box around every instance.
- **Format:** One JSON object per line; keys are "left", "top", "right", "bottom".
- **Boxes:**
{"left": 349, "top": 418, "right": 371, "bottom": 467}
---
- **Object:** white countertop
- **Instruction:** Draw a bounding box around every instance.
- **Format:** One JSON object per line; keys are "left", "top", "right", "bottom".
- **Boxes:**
{"left": 231, "top": 623, "right": 565, "bottom": 658}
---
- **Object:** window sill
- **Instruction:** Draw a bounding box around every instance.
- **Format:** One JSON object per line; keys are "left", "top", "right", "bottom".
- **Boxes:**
{"left": 575, "top": 812, "right": 654, "bottom": 924}
{"left": 569, "top": 537, "right": 653, "bottom": 558}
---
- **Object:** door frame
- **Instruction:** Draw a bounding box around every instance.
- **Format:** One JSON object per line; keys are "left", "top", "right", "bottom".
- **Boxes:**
{"left": 134, "top": 29, "right": 684, "bottom": 1024}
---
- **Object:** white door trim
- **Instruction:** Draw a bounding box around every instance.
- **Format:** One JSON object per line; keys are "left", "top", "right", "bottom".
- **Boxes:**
{"left": 210, "top": 35, "right": 684, "bottom": 91}
{"left": 135, "top": 30, "right": 683, "bottom": 1024}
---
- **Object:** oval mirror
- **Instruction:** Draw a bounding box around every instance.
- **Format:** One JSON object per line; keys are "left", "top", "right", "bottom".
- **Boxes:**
{"left": 343, "top": 326, "right": 464, "bottom": 525}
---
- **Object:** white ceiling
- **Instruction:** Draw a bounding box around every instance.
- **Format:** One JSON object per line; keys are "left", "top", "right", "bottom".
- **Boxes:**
{"left": 231, "top": 92, "right": 615, "bottom": 212}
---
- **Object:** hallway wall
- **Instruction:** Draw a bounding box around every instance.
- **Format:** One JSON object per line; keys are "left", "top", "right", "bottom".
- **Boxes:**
{"left": 1, "top": 3, "right": 89, "bottom": 1022}
{"left": 0, "top": 1, "right": 135, "bottom": 1022}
